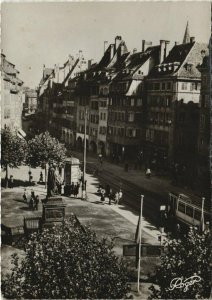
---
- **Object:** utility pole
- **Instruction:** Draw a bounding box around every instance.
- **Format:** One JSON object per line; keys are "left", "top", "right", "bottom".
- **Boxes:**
{"left": 82, "top": 107, "right": 87, "bottom": 200}
{"left": 137, "top": 195, "right": 144, "bottom": 293}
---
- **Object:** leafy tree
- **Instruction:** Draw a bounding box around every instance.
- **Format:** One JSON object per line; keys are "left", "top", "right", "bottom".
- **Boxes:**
{"left": 26, "top": 131, "right": 66, "bottom": 184}
{"left": 1, "top": 127, "right": 27, "bottom": 187}
{"left": 2, "top": 217, "right": 130, "bottom": 299}
{"left": 149, "top": 227, "right": 211, "bottom": 299}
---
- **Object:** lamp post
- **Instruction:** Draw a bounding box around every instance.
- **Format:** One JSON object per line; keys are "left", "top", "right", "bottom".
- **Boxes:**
{"left": 82, "top": 107, "right": 87, "bottom": 199}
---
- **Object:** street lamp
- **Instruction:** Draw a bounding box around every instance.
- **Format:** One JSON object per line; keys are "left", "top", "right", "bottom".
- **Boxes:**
{"left": 81, "top": 107, "right": 87, "bottom": 200}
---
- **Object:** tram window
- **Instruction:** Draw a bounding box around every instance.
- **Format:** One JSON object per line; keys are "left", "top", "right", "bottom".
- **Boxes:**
{"left": 194, "top": 210, "right": 201, "bottom": 220}
{"left": 186, "top": 206, "right": 193, "bottom": 217}
{"left": 178, "top": 202, "right": 186, "bottom": 213}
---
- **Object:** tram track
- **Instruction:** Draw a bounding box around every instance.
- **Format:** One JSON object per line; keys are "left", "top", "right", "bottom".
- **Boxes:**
{"left": 86, "top": 163, "right": 165, "bottom": 226}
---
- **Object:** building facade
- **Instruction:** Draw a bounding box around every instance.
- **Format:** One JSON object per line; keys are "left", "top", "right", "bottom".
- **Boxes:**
{"left": 1, "top": 53, "right": 25, "bottom": 130}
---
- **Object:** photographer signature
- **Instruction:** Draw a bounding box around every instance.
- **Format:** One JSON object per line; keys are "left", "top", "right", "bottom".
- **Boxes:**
{"left": 169, "top": 275, "right": 201, "bottom": 292}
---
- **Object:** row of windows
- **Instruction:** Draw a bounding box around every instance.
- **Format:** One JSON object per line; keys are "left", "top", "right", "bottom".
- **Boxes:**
{"left": 108, "top": 111, "right": 125, "bottom": 122}
{"left": 148, "top": 112, "right": 171, "bottom": 125}
{"left": 90, "top": 114, "right": 99, "bottom": 124}
{"left": 108, "top": 126, "right": 140, "bottom": 138}
{"left": 90, "top": 128, "right": 98, "bottom": 137}
{"left": 99, "top": 126, "right": 107, "bottom": 135}
{"left": 181, "top": 82, "right": 201, "bottom": 91}
{"left": 91, "top": 101, "right": 98, "bottom": 110}
{"left": 146, "top": 129, "right": 168, "bottom": 145}
{"left": 4, "top": 108, "right": 10, "bottom": 119}
{"left": 109, "top": 97, "right": 142, "bottom": 107}
{"left": 100, "top": 112, "right": 107, "bottom": 121}
{"left": 148, "top": 96, "right": 172, "bottom": 107}
{"left": 148, "top": 82, "right": 172, "bottom": 91}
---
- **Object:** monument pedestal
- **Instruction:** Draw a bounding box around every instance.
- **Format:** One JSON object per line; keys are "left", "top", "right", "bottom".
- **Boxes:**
{"left": 42, "top": 197, "right": 66, "bottom": 228}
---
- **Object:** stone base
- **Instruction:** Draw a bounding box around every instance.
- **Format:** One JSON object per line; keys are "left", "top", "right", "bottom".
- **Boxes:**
{"left": 42, "top": 197, "right": 66, "bottom": 225}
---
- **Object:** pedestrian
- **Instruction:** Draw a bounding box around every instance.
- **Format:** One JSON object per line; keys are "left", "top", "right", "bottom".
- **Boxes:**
{"left": 176, "top": 223, "right": 181, "bottom": 238}
{"left": 31, "top": 190, "right": 36, "bottom": 200}
{"left": 34, "top": 195, "right": 39, "bottom": 210}
{"left": 108, "top": 187, "right": 113, "bottom": 205}
{"left": 118, "top": 189, "right": 123, "bottom": 204}
{"left": 29, "top": 197, "right": 34, "bottom": 210}
{"left": 73, "top": 185, "right": 78, "bottom": 198}
{"left": 114, "top": 192, "right": 119, "bottom": 205}
{"left": 105, "top": 184, "right": 110, "bottom": 198}
{"left": 146, "top": 168, "right": 151, "bottom": 178}
{"left": 100, "top": 188, "right": 106, "bottom": 203}
{"left": 71, "top": 182, "right": 75, "bottom": 196}
{"left": 9, "top": 175, "right": 14, "bottom": 188}
{"left": 39, "top": 171, "right": 43, "bottom": 183}
{"left": 29, "top": 175, "right": 33, "bottom": 184}
{"left": 23, "top": 189, "right": 28, "bottom": 203}
{"left": 61, "top": 182, "right": 65, "bottom": 195}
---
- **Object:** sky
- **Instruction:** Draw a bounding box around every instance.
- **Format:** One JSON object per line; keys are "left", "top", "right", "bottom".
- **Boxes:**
{"left": 2, "top": 1, "right": 211, "bottom": 89}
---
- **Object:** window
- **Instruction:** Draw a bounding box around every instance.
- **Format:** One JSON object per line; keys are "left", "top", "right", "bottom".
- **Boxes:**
{"left": 4, "top": 108, "right": 10, "bottom": 119}
{"left": 154, "top": 83, "right": 160, "bottom": 90}
{"left": 186, "top": 206, "right": 193, "bottom": 218}
{"left": 137, "top": 98, "right": 142, "bottom": 106}
{"left": 167, "top": 82, "right": 171, "bottom": 90}
{"left": 166, "top": 97, "right": 171, "bottom": 107}
{"left": 161, "top": 82, "right": 166, "bottom": 90}
{"left": 181, "top": 82, "right": 187, "bottom": 90}
{"left": 128, "top": 113, "right": 134, "bottom": 122}
{"left": 178, "top": 202, "right": 186, "bottom": 213}
{"left": 130, "top": 98, "right": 135, "bottom": 106}
{"left": 126, "top": 128, "right": 136, "bottom": 137}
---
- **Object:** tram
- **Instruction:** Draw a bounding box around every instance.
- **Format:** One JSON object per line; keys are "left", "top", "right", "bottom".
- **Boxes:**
{"left": 168, "top": 192, "right": 210, "bottom": 228}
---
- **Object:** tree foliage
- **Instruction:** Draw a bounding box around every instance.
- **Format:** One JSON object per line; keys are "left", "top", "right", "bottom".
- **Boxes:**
{"left": 2, "top": 217, "right": 130, "bottom": 299}
{"left": 26, "top": 131, "right": 66, "bottom": 167}
{"left": 1, "top": 127, "right": 27, "bottom": 172}
{"left": 149, "top": 227, "right": 211, "bottom": 299}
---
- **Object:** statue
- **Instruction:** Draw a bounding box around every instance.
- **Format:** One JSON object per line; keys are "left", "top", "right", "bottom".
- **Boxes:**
{"left": 47, "top": 163, "right": 59, "bottom": 197}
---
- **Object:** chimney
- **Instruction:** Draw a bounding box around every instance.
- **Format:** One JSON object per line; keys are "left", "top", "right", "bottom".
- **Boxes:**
{"left": 133, "top": 48, "right": 137, "bottom": 53}
{"left": 160, "top": 40, "right": 170, "bottom": 63}
{"left": 142, "top": 40, "right": 152, "bottom": 52}
{"left": 87, "top": 59, "right": 93, "bottom": 70}
{"left": 104, "top": 41, "right": 108, "bottom": 53}
{"left": 190, "top": 37, "right": 195, "bottom": 43}
{"left": 110, "top": 44, "right": 115, "bottom": 60}
{"left": 43, "top": 64, "right": 45, "bottom": 79}
{"left": 120, "top": 44, "right": 125, "bottom": 56}
{"left": 115, "top": 36, "right": 122, "bottom": 51}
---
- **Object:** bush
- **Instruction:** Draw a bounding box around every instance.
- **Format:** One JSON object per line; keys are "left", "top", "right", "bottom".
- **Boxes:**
{"left": 149, "top": 227, "right": 211, "bottom": 299}
{"left": 2, "top": 217, "right": 130, "bottom": 299}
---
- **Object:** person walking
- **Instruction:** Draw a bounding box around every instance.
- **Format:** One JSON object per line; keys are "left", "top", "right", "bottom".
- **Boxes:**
{"left": 39, "top": 171, "right": 43, "bottom": 183}
{"left": 114, "top": 191, "right": 119, "bottom": 205}
{"left": 34, "top": 195, "right": 39, "bottom": 210}
{"left": 100, "top": 188, "right": 106, "bottom": 204}
{"left": 146, "top": 168, "right": 151, "bottom": 178}
{"left": 118, "top": 189, "right": 123, "bottom": 204}
{"left": 9, "top": 175, "right": 14, "bottom": 188}
{"left": 108, "top": 187, "right": 113, "bottom": 205}
{"left": 29, "top": 197, "right": 34, "bottom": 210}
{"left": 61, "top": 182, "right": 65, "bottom": 195}
{"left": 23, "top": 189, "right": 28, "bottom": 203}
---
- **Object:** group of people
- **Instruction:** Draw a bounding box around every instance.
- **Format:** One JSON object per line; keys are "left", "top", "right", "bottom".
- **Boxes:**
{"left": 98, "top": 184, "right": 123, "bottom": 205}
{"left": 64, "top": 182, "right": 80, "bottom": 198}
{"left": 23, "top": 189, "right": 39, "bottom": 210}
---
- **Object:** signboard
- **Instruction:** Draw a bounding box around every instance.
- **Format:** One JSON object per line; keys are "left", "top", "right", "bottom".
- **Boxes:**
{"left": 141, "top": 245, "right": 162, "bottom": 256}
{"left": 123, "top": 244, "right": 162, "bottom": 257}
{"left": 123, "top": 244, "right": 137, "bottom": 256}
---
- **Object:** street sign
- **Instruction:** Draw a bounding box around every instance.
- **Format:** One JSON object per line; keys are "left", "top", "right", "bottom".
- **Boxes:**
{"left": 123, "top": 244, "right": 162, "bottom": 257}
{"left": 141, "top": 245, "right": 162, "bottom": 256}
{"left": 123, "top": 244, "right": 137, "bottom": 256}
{"left": 160, "top": 205, "right": 166, "bottom": 211}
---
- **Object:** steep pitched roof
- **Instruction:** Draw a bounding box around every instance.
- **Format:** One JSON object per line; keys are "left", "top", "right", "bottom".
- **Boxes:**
{"left": 148, "top": 42, "right": 208, "bottom": 78}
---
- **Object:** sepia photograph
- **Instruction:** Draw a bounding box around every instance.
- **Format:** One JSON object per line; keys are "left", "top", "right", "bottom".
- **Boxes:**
{"left": 1, "top": 1, "right": 211, "bottom": 299}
